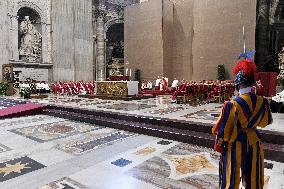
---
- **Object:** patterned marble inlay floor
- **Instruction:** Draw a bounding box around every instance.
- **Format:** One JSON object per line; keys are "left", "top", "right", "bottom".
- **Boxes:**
{"left": 0, "top": 144, "right": 11, "bottom": 154}
{"left": 183, "top": 108, "right": 221, "bottom": 121}
{"left": 6, "top": 95, "right": 284, "bottom": 132}
{"left": 0, "top": 156, "right": 45, "bottom": 182}
{"left": 58, "top": 128, "right": 137, "bottom": 155}
{"left": 10, "top": 121, "right": 103, "bottom": 143}
{"left": 147, "top": 107, "right": 185, "bottom": 115}
{"left": 0, "top": 115, "right": 54, "bottom": 128}
{"left": 67, "top": 139, "right": 284, "bottom": 189}
{"left": 38, "top": 177, "right": 88, "bottom": 189}
{"left": 29, "top": 96, "right": 112, "bottom": 107}
{"left": 0, "top": 115, "right": 283, "bottom": 189}
{"left": 126, "top": 143, "right": 220, "bottom": 189}
{"left": 97, "top": 103, "right": 156, "bottom": 111}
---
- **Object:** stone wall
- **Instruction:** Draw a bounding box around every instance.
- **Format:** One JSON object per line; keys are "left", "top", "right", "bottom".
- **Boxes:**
{"left": 52, "top": 0, "right": 93, "bottom": 81}
{"left": 192, "top": 0, "right": 256, "bottom": 81}
{"left": 125, "top": 0, "right": 256, "bottom": 82}
{"left": 0, "top": 0, "right": 257, "bottom": 83}
{"left": 73, "top": 0, "right": 93, "bottom": 82}
{"left": 125, "top": 0, "right": 194, "bottom": 82}
{"left": 171, "top": 0, "right": 194, "bottom": 81}
{"left": 162, "top": 0, "right": 174, "bottom": 81}
{"left": 51, "top": 0, "right": 75, "bottom": 81}
{"left": 124, "top": 0, "right": 164, "bottom": 80}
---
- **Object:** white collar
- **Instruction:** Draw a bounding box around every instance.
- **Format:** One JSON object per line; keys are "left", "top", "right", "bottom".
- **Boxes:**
{"left": 239, "top": 87, "right": 252, "bottom": 95}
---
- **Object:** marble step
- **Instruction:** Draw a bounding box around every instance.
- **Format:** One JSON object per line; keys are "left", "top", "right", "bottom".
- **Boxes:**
{"left": 45, "top": 105, "right": 284, "bottom": 146}
{"left": 43, "top": 108, "right": 284, "bottom": 163}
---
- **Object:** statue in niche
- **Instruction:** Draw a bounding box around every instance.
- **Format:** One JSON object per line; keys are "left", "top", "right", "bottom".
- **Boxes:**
{"left": 19, "top": 16, "right": 42, "bottom": 62}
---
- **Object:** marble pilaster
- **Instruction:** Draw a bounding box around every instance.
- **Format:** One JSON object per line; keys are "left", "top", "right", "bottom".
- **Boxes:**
{"left": 96, "top": 16, "right": 106, "bottom": 81}
{"left": 9, "top": 15, "right": 19, "bottom": 61}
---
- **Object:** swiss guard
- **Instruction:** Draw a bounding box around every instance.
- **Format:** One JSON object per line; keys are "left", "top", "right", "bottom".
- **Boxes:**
{"left": 212, "top": 51, "right": 273, "bottom": 189}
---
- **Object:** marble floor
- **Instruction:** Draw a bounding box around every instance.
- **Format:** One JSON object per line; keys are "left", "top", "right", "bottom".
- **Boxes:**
{"left": 8, "top": 95, "right": 284, "bottom": 133}
{"left": 0, "top": 115, "right": 283, "bottom": 189}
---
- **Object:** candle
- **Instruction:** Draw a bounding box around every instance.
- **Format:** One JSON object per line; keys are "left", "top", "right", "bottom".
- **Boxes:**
{"left": 129, "top": 68, "right": 132, "bottom": 77}
{"left": 125, "top": 68, "right": 128, "bottom": 76}
{"left": 243, "top": 26, "right": 246, "bottom": 53}
{"left": 100, "top": 70, "right": 103, "bottom": 81}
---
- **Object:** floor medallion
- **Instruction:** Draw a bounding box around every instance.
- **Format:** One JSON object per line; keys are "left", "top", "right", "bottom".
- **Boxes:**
{"left": 10, "top": 121, "right": 102, "bottom": 143}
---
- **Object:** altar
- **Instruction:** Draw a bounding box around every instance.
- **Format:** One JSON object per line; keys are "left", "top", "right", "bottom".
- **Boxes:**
{"left": 95, "top": 81, "right": 139, "bottom": 96}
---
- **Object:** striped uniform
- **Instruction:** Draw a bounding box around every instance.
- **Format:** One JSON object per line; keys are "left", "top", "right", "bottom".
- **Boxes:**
{"left": 212, "top": 92, "right": 272, "bottom": 189}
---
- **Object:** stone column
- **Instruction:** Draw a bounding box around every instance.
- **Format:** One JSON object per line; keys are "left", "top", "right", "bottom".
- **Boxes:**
{"left": 9, "top": 14, "right": 19, "bottom": 61}
{"left": 92, "top": 6, "right": 97, "bottom": 81}
{"left": 96, "top": 16, "right": 105, "bottom": 81}
{"left": 41, "top": 23, "right": 49, "bottom": 63}
{"left": 255, "top": 0, "right": 269, "bottom": 71}
{"left": 93, "top": 35, "right": 97, "bottom": 81}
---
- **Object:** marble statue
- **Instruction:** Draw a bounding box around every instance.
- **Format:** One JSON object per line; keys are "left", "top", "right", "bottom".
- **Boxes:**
{"left": 19, "top": 16, "right": 42, "bottom": 62}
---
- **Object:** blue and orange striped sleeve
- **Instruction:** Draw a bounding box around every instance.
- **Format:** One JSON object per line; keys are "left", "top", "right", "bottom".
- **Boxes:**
{"left": 212, "top": 101, "right": 237, "bottom": 152}
{"left": 258, "top": 98, "right": 273, "bottom": 128}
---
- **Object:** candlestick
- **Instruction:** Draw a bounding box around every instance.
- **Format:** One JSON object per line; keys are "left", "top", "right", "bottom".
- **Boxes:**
{"left": 242, "top": 25, "right": 246, "bottom": 53}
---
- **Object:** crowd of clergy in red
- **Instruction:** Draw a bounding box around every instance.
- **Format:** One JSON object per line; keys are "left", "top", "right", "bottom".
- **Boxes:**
{"left": 171, "top": 80, "right": 235, "bottom": 103}
{"left": 170, "top": 79, "right": 264, "bottom": 103}
{"left": 51, "top": 81, "right": 95, "bottom": 95}
{"left": 49, "top": 78, "right": 264, "bottom": 104}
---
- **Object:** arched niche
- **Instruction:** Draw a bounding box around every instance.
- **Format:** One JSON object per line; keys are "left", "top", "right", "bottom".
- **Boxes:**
{"left": 17, "top": 7, "right": 42, "bottom": 33}
{"left": 17, "top": 7, "right": 42, "bottom": 62}
{"left": 105, "top": 22, "right": 124, "bottom": 77}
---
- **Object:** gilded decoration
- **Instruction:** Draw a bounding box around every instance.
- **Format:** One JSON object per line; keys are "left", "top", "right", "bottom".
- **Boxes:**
{"left": 96, "top": 82, "right": 128, "bottom": 96}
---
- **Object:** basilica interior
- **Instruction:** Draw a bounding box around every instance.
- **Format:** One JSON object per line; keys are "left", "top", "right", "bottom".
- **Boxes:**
{"left": 0, "top": 0, "right": 283, "bottom": 189}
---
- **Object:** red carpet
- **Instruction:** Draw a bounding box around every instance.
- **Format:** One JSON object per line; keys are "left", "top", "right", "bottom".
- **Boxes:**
{"left": 0, "top": 103, "right": 45, "bottom": 119}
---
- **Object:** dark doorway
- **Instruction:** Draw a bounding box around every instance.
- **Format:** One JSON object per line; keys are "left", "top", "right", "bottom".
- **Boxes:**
{"left": 106, "top": 23, "right": 124, "bottom": 78}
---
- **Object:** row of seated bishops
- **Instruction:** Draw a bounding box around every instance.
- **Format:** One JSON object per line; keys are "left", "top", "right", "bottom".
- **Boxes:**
{"left": 171, "top": 79, "right": 264, "bottom": 103}
{"left": 51, "top": 81, "right": 95, "bottom": 95}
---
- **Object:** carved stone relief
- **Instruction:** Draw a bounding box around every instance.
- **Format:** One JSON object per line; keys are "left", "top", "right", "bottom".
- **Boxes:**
{"left": 19, "top": 16, "right": 42, "bottom": 62}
